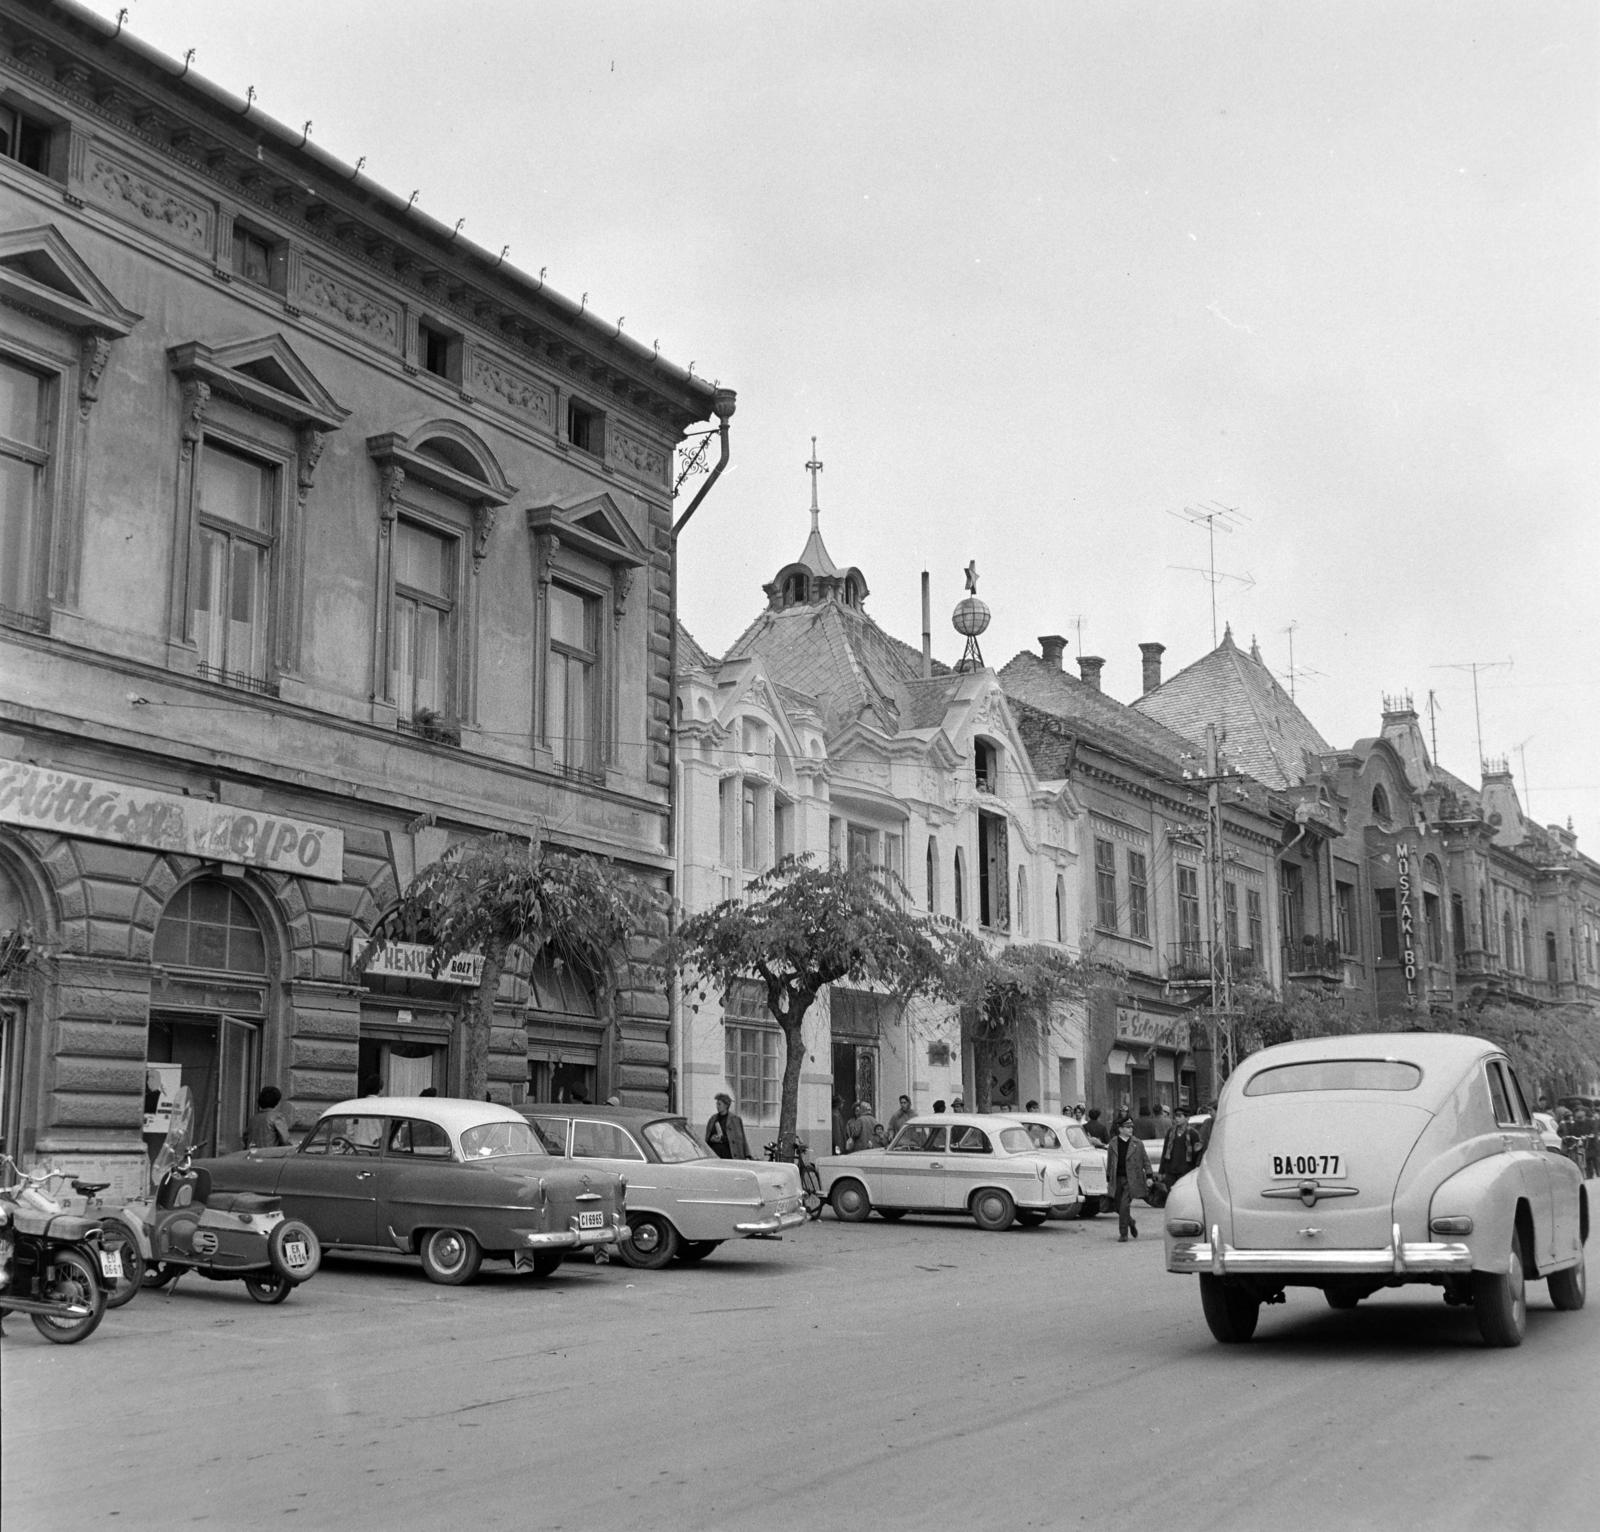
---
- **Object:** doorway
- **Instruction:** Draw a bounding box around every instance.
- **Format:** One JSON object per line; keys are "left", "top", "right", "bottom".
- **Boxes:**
{"left": 147, "top": 1014, "right": 260, "bottom": 1157}
{"left": 832, "top": 1038, "right": 877, "bottom": 1115}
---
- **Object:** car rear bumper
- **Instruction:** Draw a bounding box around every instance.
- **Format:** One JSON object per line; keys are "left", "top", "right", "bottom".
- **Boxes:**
{"left": 734, "top": 1207, "right": 809, "bottom": 1235}
{"left": 520, "top": 1220, "right": 627, "bottom": 1250}
{"left": 1167, "top": 1222, "right": 1473, "bottom": 1278}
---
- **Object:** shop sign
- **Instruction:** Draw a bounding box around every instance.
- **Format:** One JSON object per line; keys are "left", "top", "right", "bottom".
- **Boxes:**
{"left": 1115, "top": 1007, "right": 1188, "bottom": 1049}
{"left": 352, "top": 936, "right": 483, "bottom": 987}
{"left": 0, "top": 758, "right": 344, "bottom": 882}
{"left": 1397, "top": 843, "right": 1417, "bottom": 1008}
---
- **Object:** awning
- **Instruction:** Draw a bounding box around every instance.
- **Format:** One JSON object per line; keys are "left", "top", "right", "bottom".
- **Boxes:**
{"left": 1106, "top": 1048, "right": 1131, "bottom": 1076}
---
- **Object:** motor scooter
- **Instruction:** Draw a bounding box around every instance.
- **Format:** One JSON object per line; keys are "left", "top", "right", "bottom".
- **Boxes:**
{"left": 0, "top": 1157, "right": 112, "bottom": 1344}
{"left": 113, "top": 1087, "right": 323, "bottom": 1305}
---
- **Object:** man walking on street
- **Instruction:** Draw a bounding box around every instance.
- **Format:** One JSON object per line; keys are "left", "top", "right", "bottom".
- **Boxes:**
{"left": 1160, "top": 1109, "right": 1200, "bottom": 1190}
{"left": 1107, "top": 1115, "right": 1152, "bottom": 1241}
{"left": 706, "top": 1092, "right": 751, "bottom": 1159}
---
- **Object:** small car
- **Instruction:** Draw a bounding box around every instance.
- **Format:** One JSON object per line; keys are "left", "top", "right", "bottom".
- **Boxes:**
{"left": 198, "top": 1097, "right": 625, "bottom": 1285}
{"left": 817, "top": 1114, "right": 1081, "bottom": 1230}
{"left": 1531, "top": 1112, "right": 1564, "bottom": 1155}
{"left": 1164, "top": 1034, "right": 1589, "bottom": 1347}
{"left": 1001, "top": 1113, "right": 1109, "bottom": 1215}
{"left": 521, "top": 1106, "right": 806, "bottom": 1269}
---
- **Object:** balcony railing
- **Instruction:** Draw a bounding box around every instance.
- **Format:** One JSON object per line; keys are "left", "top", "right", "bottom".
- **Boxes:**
{"left": 196, "top": 662, "right": 279, "bottom": 697}
{"left": 1284, "top": 935, "right": 1343, "bottom": 977}
{"left": 1167, "top": 941, "right": 1213, "bottom": 982}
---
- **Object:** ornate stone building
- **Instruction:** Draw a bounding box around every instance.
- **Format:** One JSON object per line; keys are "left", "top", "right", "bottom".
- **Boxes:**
{"left": 0, "top": 1, "right": 729, "bottom": 1187}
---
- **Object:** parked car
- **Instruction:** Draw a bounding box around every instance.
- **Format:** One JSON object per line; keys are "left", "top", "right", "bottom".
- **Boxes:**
{"left": 1001, "top": 1113, "right": 1109, "bottom": 1215}
{"left": 1532, "top": 1112, "right": 1565, "bottom": 1154}
{"left": 1164, "top": 1034, "right": 1589, "bottom": 1346}
{"left": 817, "top": 1114, "right": 1081, "bottom": 1231}
{"left": 197, "top": 1097, "right": 625, "bottom": 1285}
{"left": 521, "top": 1106, "right": 805, "bottom": 1269}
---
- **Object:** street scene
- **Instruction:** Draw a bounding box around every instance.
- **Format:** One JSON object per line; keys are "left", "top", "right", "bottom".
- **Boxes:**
{"left": 2, "top": 1, "right": 1597, "bottom": 1528}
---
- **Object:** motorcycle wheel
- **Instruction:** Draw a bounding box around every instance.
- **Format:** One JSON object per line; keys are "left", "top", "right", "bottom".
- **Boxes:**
{"left": 32, "top": 1248, "right": 107, "bottom": 1345}
{"left": 244, "top": 1271, "right": 293, "bottom": 1305}
{"left": 99, "top": 1225, "right": 145, "bottom": 1309}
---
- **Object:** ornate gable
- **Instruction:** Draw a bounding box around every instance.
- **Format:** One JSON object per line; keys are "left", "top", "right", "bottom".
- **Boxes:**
{"left": 0, "top": 223, "right": 141, "bottom": 337}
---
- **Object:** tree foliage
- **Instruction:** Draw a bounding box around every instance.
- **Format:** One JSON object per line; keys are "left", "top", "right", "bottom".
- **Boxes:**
{"left": 361, "top": 834, "right": 652, "bottom": 1102}
{"left": 661, "top": 856, "right": 948, "bottom": 1146}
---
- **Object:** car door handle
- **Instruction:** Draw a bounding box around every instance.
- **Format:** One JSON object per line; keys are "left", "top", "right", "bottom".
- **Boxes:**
{"left": 929, "top": 1161, "right": 943, "bottom": 1169}
{"left": 355, "top": 1171, "right": 374, "bottom": 1181}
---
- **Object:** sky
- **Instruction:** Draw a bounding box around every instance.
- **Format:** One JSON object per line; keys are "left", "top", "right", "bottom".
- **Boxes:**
{"left": 79, "top": 1, "right": 1598, "bottom": 846}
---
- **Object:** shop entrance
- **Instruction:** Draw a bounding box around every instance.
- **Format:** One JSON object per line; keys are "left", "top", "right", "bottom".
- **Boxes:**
{"left": 147, "top": 1014, "right": 260, "bottom": 1158}
{"left": 831, "top": 1039, "right": 877, "bottom": 1116}
{"left": 525, "top": 953, "right": 603, "bottom": 1105}
{"left": 358, "top": 1032, "right": 449, "bottom": 1096}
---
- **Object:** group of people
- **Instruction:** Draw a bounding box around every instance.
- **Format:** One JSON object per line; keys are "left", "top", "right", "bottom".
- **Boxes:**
{"left": 1104, "top": 1106, "right": 1211, "bottom": 1242}
{"left": 1551, "top": 1102, "right": 1600, "bottom": 1178}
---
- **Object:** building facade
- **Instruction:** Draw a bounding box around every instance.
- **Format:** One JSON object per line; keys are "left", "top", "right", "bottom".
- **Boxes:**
{"left": 0, "top": 1, "right": 727, "bottom": 1189}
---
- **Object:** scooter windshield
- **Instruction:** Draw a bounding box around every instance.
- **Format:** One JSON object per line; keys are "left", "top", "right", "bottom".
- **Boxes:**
{"left": 150, "top": 1086, "right": 195, "bottom": 1186}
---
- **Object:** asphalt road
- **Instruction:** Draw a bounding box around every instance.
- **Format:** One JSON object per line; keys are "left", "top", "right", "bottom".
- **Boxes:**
{"left": 4, "top": 1202, "right": 1596, "bottom": 1532}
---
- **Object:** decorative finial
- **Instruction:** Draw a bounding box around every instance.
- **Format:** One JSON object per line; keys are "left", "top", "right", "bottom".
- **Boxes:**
{"left": 1223, "top": 621, "right": 1233, "bottom": 644}
{"left": 805, "top": 437, "right": 824, "bottom": 530}
{"left": 952, "top": 563, "right": 991, "bottom": 672}
{"left": 964, "top": 560, "right": 979, "bottom": 595}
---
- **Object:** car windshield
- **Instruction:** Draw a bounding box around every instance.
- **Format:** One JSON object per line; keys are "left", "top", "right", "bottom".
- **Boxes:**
{"left": 642, "top": 1120, "right": 712, "bottom": 1163}
{"left": 459, "top": 1120, "right": 547, "bottom": 1159}
{"left": 1244, "top": 1060, "right": 1423, "bottom": 1096}
{"left": 998, "top": 1127, "right": 1035, "bottom": 1153}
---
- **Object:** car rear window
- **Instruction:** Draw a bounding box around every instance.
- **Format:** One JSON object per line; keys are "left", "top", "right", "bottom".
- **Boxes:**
{"left": 642, "top": 1119, "right": 712, "bottom": 1163}
{"left": 459, "top": 1120, "right": 547, "bottom": 1159}
{"left": 1244, "top": 1060, "right": 1422, "bottom": 1096}
{"left": 998, "top": 1127, "right": 1035, "bottom": 1153}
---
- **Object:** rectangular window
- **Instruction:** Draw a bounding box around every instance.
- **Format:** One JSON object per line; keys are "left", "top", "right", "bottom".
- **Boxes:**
{"left": 546, "top": 582, "right": 599, "bottom": 773}
{"left": 1376, "top": 888, "right": 1399, "bottom": 961}
{"left": 0, "top": 356, "right": 50, "bottom": 624}
{"left": 1246, "top": 888, "right": 1263, "bottom": 952}
{"left": 1094, "top": 839, "right": 1118, "bottom": 931}
{"left": 193, "top": 442, "right": 274, "bottom": 686}
{"left": 719, "top": 778, "right": 736, "bottom": 867}
{"left": 883, "top": 832, "right": 903, "bottom": 883}
{"left": 567, "top": 398, "right": 602, "bottom": 455}
{"left": 1452, "top": 895, "right": 1467, "bottom": 957}
{"left": 391, "top": 519, "right": 455, "bottom": 720}
{"left": 742, "top": 782, "right": 760, "bottom": 871}
{"left": 1224, "top": 880, "right": 1239, "bottom": 951}
{"left": 774, "top": 800, "right": 793, "bottom": 865}
{"left": 1128, "top": 851, "right": 1149, "bottom": 939}
{"left": 1425, "top": 891, "right": 1443, "bottom": 964}
{"left": 0, "top": 104, "right": 53, "bottom": 174}
{"left": 1177, "top": 865, "right": 1202, "bottom": 950}
{"left": 418, "top": 321, "right": 458, "bottom": 381}
{"left": 230, "top": 222, "right": 286, "bottom": 293}
{"left": 1280, "top": 862, "right": 1305, "bottom": 950}
{"left": 848, "top": 823, "right": 875, "bottom": 869}
{"left": 1337, "top": 882, "right": 1357, "bottom": 957}
{"left": 829, "top": 815, "right": 844, "bottom": 868}
{"left": 724, "top": 1025, "right": 779, "bottom": 1121}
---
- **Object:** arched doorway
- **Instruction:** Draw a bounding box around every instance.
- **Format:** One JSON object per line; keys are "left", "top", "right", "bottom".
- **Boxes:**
{"left": 525, "top": 953, "right": 602, "bottom": 1104}
{"left": 148, "top": 878, "right": 273, "bottom": 1157}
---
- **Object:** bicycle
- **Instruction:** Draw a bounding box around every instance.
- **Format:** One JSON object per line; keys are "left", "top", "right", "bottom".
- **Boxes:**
{"left": 764, "top": 1132, "right": 826, "bottom": 1221}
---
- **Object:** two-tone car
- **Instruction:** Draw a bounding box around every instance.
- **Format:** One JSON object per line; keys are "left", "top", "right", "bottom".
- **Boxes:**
{"left": 1002, "top": 1113, "right": 1109, "bottom": 1216}
{"left": 818, "top": 1114, "right": 1081, "bottom": 1231}
{"left": 198, "top": 1097, "right": 626, "bottom": 1286}
{"left": 1164, "top": 1034, "right": 1589, "bottom": 1346}
{"left": 521, "top": 1106, "right": 805, "bottom": 1268}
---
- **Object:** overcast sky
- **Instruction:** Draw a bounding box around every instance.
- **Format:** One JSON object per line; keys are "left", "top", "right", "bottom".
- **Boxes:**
{"left": 84, "top": 1, "right": 1598, "bottom": 846}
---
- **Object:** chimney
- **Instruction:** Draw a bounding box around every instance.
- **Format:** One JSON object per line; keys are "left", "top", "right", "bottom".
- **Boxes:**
{"left": 1140, "top": 642, "right": 1165, "bottom": 695}
{"left": 1039, "top": 634, "right": 1067, "bottom": 670}
{"left": 920, "top": 572, "right": 932, "bottom": 679}
{"left": 1077, "top": 655, "right": 1105, "bottom": 691}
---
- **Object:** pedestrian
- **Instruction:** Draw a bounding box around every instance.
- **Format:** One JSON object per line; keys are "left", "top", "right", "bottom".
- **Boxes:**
{"left": 846, "top": 1099, "right": 881, "bottom": 1153}
{"left": 419, "top": 1087, "right": 438, "bottom": 1097}
{"left": 705, "top": 1092, "right": 751, "bottom": 1159}
{"left": 1107, "top": 1115, "right": 1152, "bottom": 1241}
{"left": 1159, "top": 1109, "right": 1200, "bottom": 1189}
{"left": 932, "top": 1099, "right": 947, "bottom": 1114}
{"left": 950, "top": 1095, "right": 965, "bottom": 1113}
{"left": 1082, "top": 1107, "right": 1109, "bottom": 1145}
{"left": 888, "top": 1094, "right": 915, "bottom": 1137}
{"left": 1195, "top": 1102, "right": 1218, "bottom": 1156}
{"left": 245, "top": 1086, "right": 292, "bottom": 1149}
{"left": 1071, "top": 1104, "right": 1087, "bottom": 1123}
{"left": 359, "top": 1073, "right": 384, "bottom": 1097}
{"left": 606, "top": 1093, "right": 622, "bottom": 1106}
{"left": 1024, "top": 1099, "right": 1039, "bottom": 1112}
{"left": 832, "top": 1095, "right": 848, "bottom": 1154}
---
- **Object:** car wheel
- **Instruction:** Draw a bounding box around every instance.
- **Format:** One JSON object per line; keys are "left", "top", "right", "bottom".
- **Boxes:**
{"left": 1199, "top": 1275, "right": 1260, "bottom": 1343}
{"left": 1324, "top": 1282, "right": 1362, "bottom": 1310}
{"left": 1015, "top": 1210, "right": 1048, "bottom": 1228}
{"left": 617, "top": 1212, "right": 679, "bottom": 1270}
{"left": 877, "top": 1208, "right": 907, "bottom": 1222}
{"left": 970, "top": 1188, "right": 1016, "bottom": 1232}
{"left": 1472, "top": 1235, "right": 1528, "bottom": 1347}
{"left": 1547, "top": 1244, "right": 1586, "bottom": 1312}
{"left": 268, "top": 1220, "right": 322, "bottom": 1284}
{"left": 677, "top": 1241, "right": 722, "bottom": 1262}
{"left": 531, "top": 1250, "right": 566, "bottom": 1278}
{"left": 244, "top": 1271, "right": 293, "bottom": 1305}
{"left": 419, "top": 1228, "right": 483, "bottom": 1286}
{"left": 830, "top": 1179, "right": 871, "bottom": 1223}
{"left": 1077, "top": 1197, "right": 1100, "bottom": 1220}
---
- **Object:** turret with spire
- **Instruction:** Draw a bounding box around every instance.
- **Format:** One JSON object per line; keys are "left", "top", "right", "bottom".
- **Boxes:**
{"left": 762, "top": 436, "right": 870, "bottom": 611}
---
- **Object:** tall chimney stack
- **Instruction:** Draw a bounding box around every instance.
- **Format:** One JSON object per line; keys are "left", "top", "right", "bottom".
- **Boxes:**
{"left": 1039, "top": 634, "right": 1067, "bottom": 670}
{"left": 1077, "top": 655, "right": 1105, "bottom": 691}
{"left": 1140, "top": 642, "right": 1165, "bottom": 695}
{"left": 920, "top": 571, "right": 932, "bottom": 679}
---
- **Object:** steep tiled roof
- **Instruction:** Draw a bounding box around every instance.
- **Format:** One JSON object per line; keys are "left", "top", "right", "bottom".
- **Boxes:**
{"left": 676, "top": 620, "right": 714, "bottom": 672}
{"left": 1132, "top": 629, "right": 1331, "bottom": 789}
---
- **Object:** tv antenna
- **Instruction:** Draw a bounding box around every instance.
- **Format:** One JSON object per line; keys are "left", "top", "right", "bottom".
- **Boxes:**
{"left": 1166, "top": 501, "right": 1253, "bottom": 647}
{"left": 1430, "top": 658, "right": 1513, "bottom": 772}
{"left": 1278, "top": 620, "right": 1327, "bottom": 701}
{"left": 1425, "top": 689, "right": 1442, "bottom": 764}
{"left": 1067, "top": 615, "right": 1089, "bottom": 656}
{"left": 1510, "top": 734, "right": 1535, "bottom": 818}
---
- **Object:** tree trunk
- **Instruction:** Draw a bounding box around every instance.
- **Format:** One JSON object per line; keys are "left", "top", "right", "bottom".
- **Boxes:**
{"left": 775, "top": 994, "right": 813, "bottom": 1151}
{"left": 463, "top": 941, "right": 506, "bottom": 1102}
{"left": 971, "top": 1031, "right": 994, "bottom": 1113}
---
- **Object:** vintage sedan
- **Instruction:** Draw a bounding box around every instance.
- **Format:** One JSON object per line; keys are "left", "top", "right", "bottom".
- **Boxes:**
{"left": 1002, "top": 1113, "right": 1110, "bottom": 1216}
{"left": 1164, "top": 1034, "right": 1589, "bottom": 1347}
{"left": 522, "top": 1106, "right": 805, "bottom": 1269}
{"left": 198, "top": 1098, "right": 626, "bottom": 1286}
{"left": 818, "top": 1114, "right": 1081, "bottom": 1231}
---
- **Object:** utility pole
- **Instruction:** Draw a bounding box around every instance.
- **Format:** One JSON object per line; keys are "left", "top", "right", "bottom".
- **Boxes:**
{"left": 1189, "top": 725, "right": 1237, "bottom": 1097}
{"left": 1431, "top": 659, "right": 1512, "bottom": 771}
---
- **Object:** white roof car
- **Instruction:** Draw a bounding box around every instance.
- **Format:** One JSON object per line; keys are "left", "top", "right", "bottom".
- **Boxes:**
{"left": 1164, "top": 1034, "right": 1589, "bottom": 1346}
{"left": 999, "top": 1113, "right": 1110, "bottom": 1211}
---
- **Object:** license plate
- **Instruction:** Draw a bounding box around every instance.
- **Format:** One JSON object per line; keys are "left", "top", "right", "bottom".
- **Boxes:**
{"left": 1270, "top": 1153, "right": 1344, "bottom": 1179}
{"left": 577, "top": 1210, "right": 604, "bottom": 1230}
{"left": 284, "top": 1241, "right": 309, "bottom": 1267}
{"left": 99, "top": 1251, "right": 124, "bottom": 1280}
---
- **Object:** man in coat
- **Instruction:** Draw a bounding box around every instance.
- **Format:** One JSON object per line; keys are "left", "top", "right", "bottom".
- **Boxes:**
{"left": 1106, "top": 1115, "right": 1152, "bottom": 1241}
{"left": 887, "top": 1095, "right": 916, "bottom": 1138}
{"left": 845, "top": 1100, "right": 881, "bottom": 1153}
{"left": 1159, "top": 1109, "right": 1201, "bottom": 1189}
{"left": 705, "top": 1092, "right": 751, "bottom": 1159}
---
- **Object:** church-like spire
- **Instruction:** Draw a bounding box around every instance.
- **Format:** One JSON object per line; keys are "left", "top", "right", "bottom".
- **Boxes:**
{"left": 795, "top": 436, "right": 839, "bottom": 577}
{"left": 762, "top": 437, "right": 868, "bottom": 611}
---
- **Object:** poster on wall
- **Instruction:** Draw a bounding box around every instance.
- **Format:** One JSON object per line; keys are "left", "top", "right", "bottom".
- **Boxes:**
{"left": 142, "top": 1063, "right": 182, "bottom": 1135}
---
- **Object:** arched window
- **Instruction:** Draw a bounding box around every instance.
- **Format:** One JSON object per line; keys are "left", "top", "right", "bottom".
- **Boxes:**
{"left": 153, "top": 879, "right": 267, "bottom": 972}
{"left": 1451, "top": 894, "right": 1466, "bottom": 957}
{"left": 1479, "top": 889, "right": 1490, "bottom": 951}
{"left": 1545, "top": 931, "right": 1559, "bottom": 983}
{"left": 926, "top": 836, "right": 939, "bottom": 913}
{"left": 1055, "top": 875, "right": 1065, "bottom": 944}
{"left": 974, "top": 739, "right": 998, "bottom": 794}
{"left": 1015, "top": 867, "right": 1029, "bottom": 937}
{"left": 1371, "top": 785, "right": 1391, "bottom": 824}
{"left": 782, "top": 572, "right": 808, "bottom": 606}
{"left": 1521, "top": 918, "right": 1532, "bottom": 974}
{"left": 1502, "top": 909, "right": 1515, "bottom": 967}
{"left": 844, "top": 576, "right": 860, "bottom": 607}
{"left": 953, "top": 848, "right": 966, "bottom": 924}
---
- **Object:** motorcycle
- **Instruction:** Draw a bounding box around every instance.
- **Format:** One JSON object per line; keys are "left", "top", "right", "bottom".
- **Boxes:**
{"left": 0, "top": 1157, "right": 114, "bottom": 1344}
{"left": 112, "top": 1087, "right": 323, "bottom": 1305}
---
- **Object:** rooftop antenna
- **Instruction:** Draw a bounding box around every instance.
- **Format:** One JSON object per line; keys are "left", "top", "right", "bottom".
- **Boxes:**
{"left": 1430, "top": 658, "right": 1513, "bottom": 772}
{"left": 1068, "top": 614, "right": 1089, "bottom": 656}
{"left": 1425, "top": 689, "right": 1442, "bottom": 764}
{"left": 1276, "top": 620, "right": 1327, "bottom": 701}
{"left": 1510, "top": 734, "right": 1535, "bottom": 818}
{"left": 1166, "top": 501, "right": 1252, "bottom": 647}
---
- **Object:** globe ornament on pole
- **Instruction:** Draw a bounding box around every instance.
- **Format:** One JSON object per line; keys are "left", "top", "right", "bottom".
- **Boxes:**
{"left": 952, "top": 560, "right": 990, "bottom": 672}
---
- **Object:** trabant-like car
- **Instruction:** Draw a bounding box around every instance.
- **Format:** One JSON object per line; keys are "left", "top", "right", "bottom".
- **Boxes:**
{"left": 1002, "top": 1113, "right": 1110, "bottom": 1216}
{"left": 522, "top": 1106, "right": 805, "bottom": 1269}
{"left": 198, "top": 1097, "right": 625, "bottom": 1286}
{"left": 818, "top": 1114, "right": 1081, "bottom": 1230}
{"left": 1164, "top": 1034, "right": 1589, "bottom": 1346}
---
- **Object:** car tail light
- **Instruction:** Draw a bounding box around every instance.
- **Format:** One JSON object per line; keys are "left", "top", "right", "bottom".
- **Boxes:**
{"left": 1165, "top": 1218, "right": 1203, "bottom": 1238}
{"left": 1430, "top": 1215, "right": 1473, "bottom": 1236}
{"left": 617, "top": 1176, "right": 628, "bottom": 1205}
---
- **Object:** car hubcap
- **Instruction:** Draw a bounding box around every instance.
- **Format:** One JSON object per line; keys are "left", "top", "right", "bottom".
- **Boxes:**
{"left": 633, "top": 1222, "right": 661, "bottom": 1253}
{"left": 434, "top": 1234, "right": 464, "bottom": 1271}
